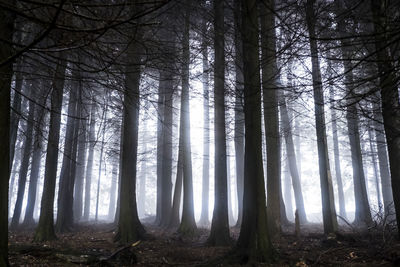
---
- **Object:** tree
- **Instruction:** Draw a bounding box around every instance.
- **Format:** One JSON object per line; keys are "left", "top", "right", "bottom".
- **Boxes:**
{"left": 115, "top": 13, "right": 145, "bottom": 243}
{"left": 235, "top": 0, "right": 275, "bottom": 262}
{"left": 56, "top": 79, "right": 79, "bottom": 233}
{"left": 34, "top": 53, "right": 68, "bottom": 241}
{"left": 370, "top": 0, "right": 400, "bottom": 238}
{"left": 10, "top": 85, "right": 36, "bottom": 229}
{"left": 198, "top": 15, "right": 210, "bottom": 228}
{"left": 0, "top": 1, "right": 14, "bottom": 263}
{"left": 327, "top": 56, "right": 346, "bottom": 219}
{"left": 279, "top": 89, "right": 307, "bottom": 224}
{"left": 177, "top": 3, "right": 197, "bottom": 236}
{"left": 23, "top": 83, "right": 47, "bottom": 226}
{"left": 260, "top": 0, "right": 282, "bottom": 236}
{"left": 233, "top": 0, "right": 244, "bottom": 228}
{"left": 83, "top": 98, "right": 96, "bottom": 221}
{"left": 207, "top": 0, "right": 230, "bottom": 246}
{"left": 334, "top": 0, "right": 372, "bottom": 226}
{"left": 305, "top": 0, "right": 338, "bottom": 235}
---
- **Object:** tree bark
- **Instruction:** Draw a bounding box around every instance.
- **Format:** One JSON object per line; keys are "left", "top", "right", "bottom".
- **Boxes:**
{"left": 83, "top": 100, "right": 96, "bottom": 221}
{"left": 235, "top": 0, "right": 275, "bottom": 262}
{"left": 327, "top": 59, "right": 347, "bottom": 220}
{"left": 115, "top": 18, "right": 145, "bottom": 243}
{"left": 260, "top": 0, "right": 281, "bottom": 237}
{"left": 11, "top": 86, "right": 35, "bottom": 229}
{"left": 372, "top": 99, "right": 394, "bottom": 217}
{"left": 371, "top": 0, "right": 400, "bottom": 237}
{"left": 95, "top": 108, "right": 107, "bottom": 222}
{"left": 208, "top": 0, "right": 230, "bottom": 246}
{"left": 177, "top": 4, "right": 197, "bottom": 236}
{"left": 279, "top": 90, "right": 308, "bottom": 224}
{"left": 305, "top": 0, "right": 338, "bottom": 235}
{"left": 56, "top": 84, "right": 78, "bottom": 232}
{"left": 72, "top": 75, "right": 87, "bottom": 222}
{"left": 108, "top": 160, "right": 118, "bottom": 220}
{"left": 0, "top": 3, "right": 14, "bottom": 263}
{"left": 334, "top": 0, "right": 372, "bottom": 226}
{"left": 23, "top": 84, "right": 47, "bottom": 226}
{"left": 199, "top": 16, "right": 210, "bottom": 228}
{"left": 34, "top": 53, "right": 67, "bottom": 241}
{"left": 368, "top": 125, "right": 382, "bottom": 211}
{"left": 233, "top": 0, "right": 244, "bottom": 228}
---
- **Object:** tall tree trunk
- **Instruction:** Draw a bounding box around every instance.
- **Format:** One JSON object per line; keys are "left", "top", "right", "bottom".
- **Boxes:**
{"left": 233, "top": 0, "right": 244, "bottom": 228}
{"left": 227, "top": 143, "right": 235, "bottom": 226}
{"left": 177, "top": 4, "right": 197, "bottom": 236}
{"left": 34, "top": 54, "right": 67, "bottom": 241}
{"left": 9, "top": 60, "right": 23, "bottom": 171}
{"left": 279, "top": 90, "right": 308, "bottom": 224}
{"left": 155, "top": 71, "right": 164, "bottom": 226}
{"left": 368, "top": 125, "right": 382, "bottom": 211}
{"left": 334, "top": 0, "right": 372, "bottom": 226}
{"left": 83, "top": 100, "right": 96, "bottom": 221}
{"left": 208, "top": 0, "right": 230, "bottom": 246}
{"left": 199, "top": 16, "right": 210, "bottom": 227}
{"left": 371, "top": 0, "right": 400, "bottom": 237}
{"left": 372, "top": 99, "right": 394, "bottom": 217}
{"left": 73, "top": 86, "right": 87, "bottom": 223}
{"left": 236, "top": 0, "right": 275, "bottom": 262}
{"left": 137, "top": 116, "right": 147, "bottom": 218}
{"left": 168, "top": 134, "right": 183, "bottom": 229}
{"left": 11, "top": 86, "right": 36, "bottom": 229}
{"left": 305, "top": 0, "right": 338, "bottom": 235}
{"left": 260, "top": 0, "right": 281, "bottom": 237}
{"left": 95, "top": 107, "right": 107, "bottom": 222}
{"left": 115, "top": 18, "right": 145, "bottom": 243}
{"left": 9, "top": 140, "right": 21, "bottom": 213}
{"left": 160, "top": 70, "right": 174, "bottom": 226}
{"left": 283, "top": 157, "right": 294, "bottom": 221}
{"left": 108, "top": 160, "right": 118, "bottom": 220}
{"left": 0, "top": 3, "right": 14, "bottom": 263}
{"left": 56, "top": 85, "right": 78, "bottom": 233}
{"left": 327, "top": 58, "right": 347, "bottom": 219}
{"left": 23, "top": 84, "right": 47, "bottom": 226}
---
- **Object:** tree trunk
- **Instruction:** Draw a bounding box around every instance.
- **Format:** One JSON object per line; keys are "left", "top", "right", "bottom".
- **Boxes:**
{"left": 371, "top": 0, "right": 400, "bottom": 237}
{"left": 368, "top": 125, "right": 382, "bottom": 211}
{"left": 260, "top": 0, "right": 281, "bottom": 237}
{"left": 283, "top": 157, "right": 294, "bottom": 221}
{"left": 233, "top": 0, "right": 244, "bottom": 228}
{"left": 137, "top": 116, "right": 147, "bottom": 218}
{"left": 56, "top": 84, "right": 78, "bottom": 233}
{"left": 155, "top": 70, "right": 164, "bottom": 226}
{"left": 9, "top": 60, "right": 23, "bottom": 171}
{"left": 34, "top": 54, "right": 67, "bottom": 241}
{"left": 177, "top": 4, "right": 197, "bottom": 236}
{"left": 199, "top": 16, "right": 210, "bottom": 228}
{"left": 169, "top": 151, "right": 183, "bottom": 229}
{"left": 11, "top": 86, "right": 36, "bottom": 229}
{"left": 305, "top": 0, "right": 338, "bottom": 235}
{"left": 208, "top": 0, "right": 230, "bottom": 246}
{"left": 372, "top": 99, "right": 394, "bottom": 217}
{"left": 279, "top": 90, "right": 308, "bottom": 224}
{"left": 23, "top": 85, "right": 47, "bottom": 226}
{"left": 115, "top": 19, "right": 145, "bottom": 243}
{"left": 0, "top": 4, "right": 14, "bottom": 263}
{"left": 334, "top": 0, "right": 372, "bottom": 226}
{"left": 327, "top": 59, "right": 347, "bottom": 220}
{"left": 83, "top": 100, "right": 96, "bottom": 221}
{"left": 95, "top": 110, "right": 106, "bottom": 222}
{"left": 108, "top": 160, "right": 118, "bottom": 220}
{"left": 236, "top": 0, "right": 275, "bottom": 262}
{"left": 73, "top": 86, "right": 87, "bottom": 223}
{"left": 227, "top": 143, "right": 235, "bottom": 226}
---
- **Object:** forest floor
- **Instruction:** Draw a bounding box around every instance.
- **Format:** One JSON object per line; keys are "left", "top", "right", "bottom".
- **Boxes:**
{"left": 8, "top": 218, "right": 400, "bottom": 266}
